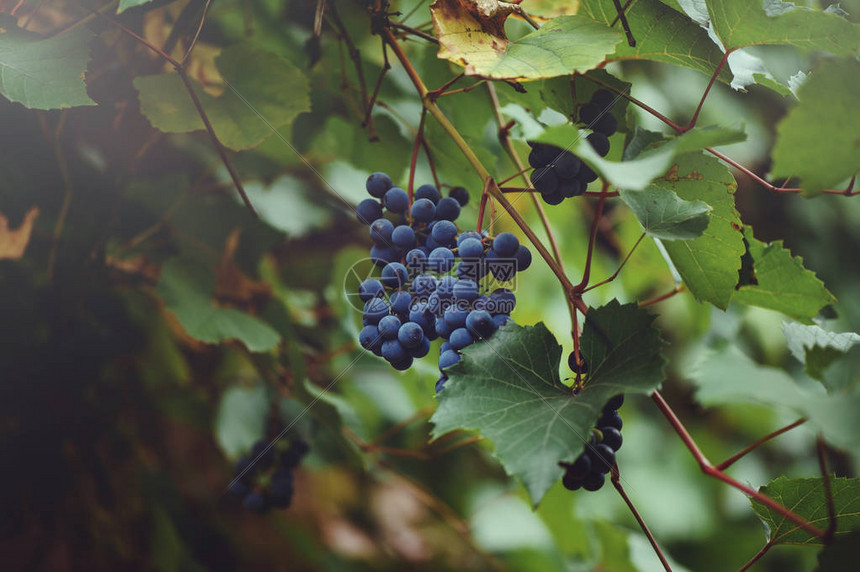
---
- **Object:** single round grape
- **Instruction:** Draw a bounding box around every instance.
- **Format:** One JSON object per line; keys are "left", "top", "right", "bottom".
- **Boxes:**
{"left": 428, "top": 247, "right": 455, "bottom": 273}
{"left": 605, "top": 394, "right": 624, "bottom": 411}
{"left": 363, "top": 298, "right": 389, "bottom": 325}
{"left": 409, "top": 336, "right": 431, "bottom": 358}
{"left": 453, "top": 279, "right": 479, "bottom": 301}
{"left": 593, "top": 113, "right": 618, "bottom": 137}
{"left": 356, "top": 199, "right": 383, "bottom": 225}
{"left": 567, "top": 454, "right": 592, "bottom": 480}
{"left": 458, "top": 237, "right": 484, "bottom": 260}
{"left": 578, "top": 164, "right": 598, "bottom": 184}
{"left": 397, "top": 321, "right": 424, "bottom": 349}
{"left": 492, "top": 232, "right": 519, "bottom": 258}
{"left": 449, "top": 327, "right": 474, "bottom": 350}
{"left": 389, "top": 356, "right": 414, "bottom": 371}
{"left": 489, "top": 288, "right": 516, "bottom": 315}
{"left": 243, "top": 492, "right": 269, "bottom": 513}
{"left": 431, "top": 220, "right": 458, "bottom": 246}
{"left": 600, "top": 426, "right": 623, "bottom": 452}
{"left": 392, "top": 225, "right": 415, "bottom": 249}
{"left": 378, "top": 315, "right": 402, "bottom": 340}
{"left": 359, "top": 279, "right": 385, "bottom": 302}
{"left": 492, "top": 314, "right": 512, "bottom": 329}
{"left": 597, "top": 410, "right": 623, "bottom": 430}
{"left": 567, "top": 352, "right": 588, "bottom": 374}
{"left": 438, "top": 349, "right": 461, "bottom": 370}
{"left": 381, "top": 339, "right": 408, "bottom": 362}
{"left": 542, "top": 190, "right": 565, "bottom": 205}
{"left": 366, "top": 172, "right": 393, "bottom": 198}
{"left": 472, "top": 295, "right": 489, "bottom": 311}
{"left": 282, "top": 439, "right": 309, "bottom": 468}
{"left": 440, "top": 341, "right": 451, "bottom": 354}
{"left": 515, "top": 245, "right": 532, "bottom": 271}
{"left": 424, "top": 235, "right": 439, "bottom": 251}
{"left": 457, "top": 231, "right": 482, "bottom": 245}
{"left": 554, "top": 152, "right": 582, "bottom": 179}
{"left": 562, "top": 472, "right": 582, "bottom": 491}
{"left": 410, "top": 273, "right": 437, "bottom": 297}
{"left": 369, "top": 218, "right": 394, "bottom": 245}
{"left": 436, "top": 276, "right": 458, "bottom": 298}
{"left": 528, "top": 143, "right": 557, "bottom": 168}
{"left": 590, "top": 89, "right": 615, "bottom": 109}
{"left": 408, "top": 303, "right": 435, "bottom": 335}
{"left": 389, "top": 290, "right": 412, "bottom": 316}
{"left": 228, "top": 480, "right": 250, "bottom": 498}
{"left": 411, "top": 198, "right": 436, "bottom": 223}
{"left": 587, "top": 132, "right": 611, "bottom": 157}
{"left": 435, "top": 197, "right": 461, "bottom": 221}
{"left": 560, "top": 180, "right": 584, "bottom": 198}
{"left": 589, "top": 443, "right": 616, "bottom": 474}
{"left": 578, "top": 102, "right": 600, "bottom": 125}
{"left": 435, "top": 316, "right": 453, "bottom": 339}
{"left": 381, "top": 262, "right": 408, "bottom": 288}
{"left": 359, "top": 325, "right": 383, "bottom": 353}
{"left": 531, "top": 166, "right": 560, "bottom": 195}
{"left": 449, "top": 186, "right": 469, "bottom": 206}
{"left": 415, "top": 184, "right": 441, "bottom": 204}
{"left": 456, "top": 260, "right": 485, "bottom": 281}
{"left": 581, "top": 471, "right": 606, "bottom": 492}
{"left": 369, "top": 245, "right": 399, "bottom": 267}
{"left": 444, "top": 306, "right": 469, "bottom": 329}
{"left": 383, "top": 187, "right": 410, "bottom": 213}
{"left": 405, "top": 248, "right": 427, "bottom": 271}
{"left": 466, "top": 309, "right": 496, "bottom": 339}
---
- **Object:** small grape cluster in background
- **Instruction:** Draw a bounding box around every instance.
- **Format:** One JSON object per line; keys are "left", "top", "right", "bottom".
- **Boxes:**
{"left": 528, "top": 89, "right": 618, "bottom": 204}
{"left": 354, "top": 172, "right": 532, "bottom": 391}
{"left": 228, "top": 437, "right": 309, "bottom": 513}
{"left": 560, "top": 383, "right": 624, "bottom": 493}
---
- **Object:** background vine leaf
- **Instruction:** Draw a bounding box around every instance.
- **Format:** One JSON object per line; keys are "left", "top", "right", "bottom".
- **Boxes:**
{"left": 579, "top": 0, "right": 730, "bottom": 80}
{"left": 732, "top": 227, "right": 835, "bottom": 323}
{"left": 783, "top": 323, "right": 860, "bottom": 391}
{"left": 706, "top": 0, "right": 860, "bottom": 55}
{"left": 431, "top": 301, "right": 665, "bottom": 505}
{"left": 0, "top": 14, "right": 96, "bottom": 109}
{"left": 135, "top": 45, "right": 310, "bottom": 150}
{"left": 770, "top": 58, "right": 860, "bottom": 196}
{"left": 752, "top": 476, "right": 860, "bottom": 545}
{"left": 431, "top": 0, "right": 622, "bottom": 80}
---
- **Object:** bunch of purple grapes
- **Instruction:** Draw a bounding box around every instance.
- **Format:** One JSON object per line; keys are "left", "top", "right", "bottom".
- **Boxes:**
{"left": 528, "top": 89, "right": 618, "bottom": 204}
{"left": 560, "top": 391, "right": 624, "bottom": 492}
{"left": 355, "top": 172, "right": 531, "bottom": 391}
{"left": 229, "top": 437, "right": 309, "bottom": 513}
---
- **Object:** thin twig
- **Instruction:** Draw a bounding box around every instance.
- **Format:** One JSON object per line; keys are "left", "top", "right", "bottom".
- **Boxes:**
{"left": 583, "top": 232, "right": 646, "bottom": 293}
{"left": 390, "top": 21, "right": 439, "bottom": 43}
{"left": 181, "top": 0, "right": 213, "bottom": 65}
{"left": 715, "top": 418, "right": 807, "bottom": 471}
{"left": 610, "top": 0, "right": 636, "bottom": 47}
{"left": 738, "top": 540, "right": 774, "bottom": 572}
{"left": 574, "top": 184, "right": 610, "bottom": 291}
{"left": 611, "top": 465, "right": 673, "bottom": 572}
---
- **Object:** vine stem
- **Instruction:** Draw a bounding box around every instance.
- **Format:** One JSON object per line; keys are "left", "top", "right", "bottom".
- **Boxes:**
{"left": 651, "top": 391, "right": 826, "bottom": 540}
{"left": 89, "top": 7, "right": 258, "bottom": 217}
{"left": 583, "top": 232, "right": 645, "bottom": 293}
{"left": 715, "top": 418, "right": 807, "bottom": 471}
{"left": 574, "top": 184, "right": 609, "bottom": 291}
{"left": 817, "top": 435, "right": 838, "bottom": 542}
{"left": 381, "top": 28, "right": 576, "bottom": 300}
{"left": 738, "top": 540, "right": 774, "bottom": 572}
{"left": 611, "top": 465, "right": 673, "bottom": 572}
{"left": 407, "top": 108, "right": 427, "bottom": 201}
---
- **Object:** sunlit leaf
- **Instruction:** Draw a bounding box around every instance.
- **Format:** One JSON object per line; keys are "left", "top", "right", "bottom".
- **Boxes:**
{"left": 619, "top": 186, "right": 711, "bottom": 240}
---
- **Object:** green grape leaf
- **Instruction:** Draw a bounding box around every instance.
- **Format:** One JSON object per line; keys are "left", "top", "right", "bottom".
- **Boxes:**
{"left": 215, "top": 384, "right": 269, "bottom": 459}
{"left": 619, "top": 186, "right": 711, "bottom": 240}
{"left": 157, "top": 258, "right": 280, "bottom": 352}
{"left": 134, "top": 44, "right": 310, "bottom": 150}
{"left": 579, "top": 0, "right": 731, "bottom": 80}
{"left": 431, "top": 0, "right": 622, "bottom": 81}
{"left": 655, "top": 153, "right": 744, "bottom": 309}
{"left": 783, "top": 323, "right": 860, "bottom": 390}
{"left": 693, "top": 345, "right": 860, "bottom": 460}
{"left": 533, "top": 124, "right": 745, "bottom": 191}
{"left": 117, "top": 0, "right": 154, "bottom": 12}
{"left": 431, "top": 301, "right": 665, "bottom": 505}
{"left": 771, "top": 58, "right": 860, "bottom": 196}
{"left": 752, "top": 73, "right": 794, "bottom": 98}
{"left": 732, "top": 227, "right": 835, "bottom": 323}
{"left": 706, "top": 0, "right": 860, "bottom": 55}
{"left": 0, "top": 14, "right": 96, "bottom": 109}
{"left": 752, "top": 476, "right": 860, "bottom": 545}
